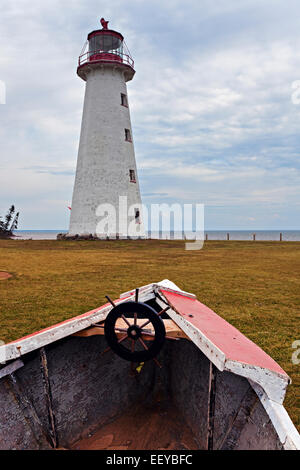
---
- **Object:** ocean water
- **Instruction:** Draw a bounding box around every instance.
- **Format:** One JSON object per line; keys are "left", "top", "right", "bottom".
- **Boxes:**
{"left": 13, "top": 230, "right": 300, "bottom": 241}
{"left": 14, "top": 230, "right": 67, "bottom": 240}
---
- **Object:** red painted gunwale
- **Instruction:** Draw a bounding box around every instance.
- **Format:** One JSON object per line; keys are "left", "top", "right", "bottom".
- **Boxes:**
{"left": 160, "top": 289, "right": 288, "bottom": 377}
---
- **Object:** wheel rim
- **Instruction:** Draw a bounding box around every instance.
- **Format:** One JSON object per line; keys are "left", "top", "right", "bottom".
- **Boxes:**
{"left": 104, "top": 301, "right": 166, "bottom": 362}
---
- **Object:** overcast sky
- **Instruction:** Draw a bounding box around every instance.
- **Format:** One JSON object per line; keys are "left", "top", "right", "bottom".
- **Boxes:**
{"left": 1, "top": 0, "right": 300, "bottom": 230}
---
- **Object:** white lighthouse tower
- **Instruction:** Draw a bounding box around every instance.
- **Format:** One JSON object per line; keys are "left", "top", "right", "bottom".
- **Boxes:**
{"left": 69, "top": 18, "right": 145, "bottom": 239}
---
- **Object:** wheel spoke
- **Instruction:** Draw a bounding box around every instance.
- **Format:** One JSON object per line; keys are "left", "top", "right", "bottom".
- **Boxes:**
{"left": 139, "top": 307, "right": 169, "bottom": 329}
{"left": 131, "top": 339, "right": 135, "bottom": 353}
{"left": 153, "top": 357, "right": 162, "bottom": 368}
{"left": 139, "top": 335, "right": 162, "bottom": 368}
{"left": 121, "top": 314, "right": 132, "bottom": 328}
{"left": 105, "top": 295, "right": 116, "bottom": 308}
{"left": 100, "top": 346, "right": 111, "bottom": 356}
{"left": 138, "top": 337, "right": 149, "bottom": 351}
{"left": 157, "top": 306, "right": 170, "bottom": 317}
{"left": 114, "top": 327, "right": 128, "bottom": 334}
{"left": 118, "top": 334, "right": 129, "bottom": 344}
{"left": 134, "top": 312, "right": 137, "bottom": 326}
{"left": 139, "top": 319, "right": 151, "bottom": 329}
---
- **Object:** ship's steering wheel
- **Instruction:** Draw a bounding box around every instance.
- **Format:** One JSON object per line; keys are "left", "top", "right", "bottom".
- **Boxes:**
{"left": 104, "top": 299, "right": 166, "bottom": 363}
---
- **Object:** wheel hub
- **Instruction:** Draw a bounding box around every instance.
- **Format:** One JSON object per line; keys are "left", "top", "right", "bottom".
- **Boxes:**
{"left": 127, "top": 325, "right": 141, "bottom": 340}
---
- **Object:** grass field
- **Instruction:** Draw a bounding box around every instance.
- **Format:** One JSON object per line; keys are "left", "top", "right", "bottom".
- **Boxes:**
{"left": 0, "top": 239, "right": 299, "bottom": 431}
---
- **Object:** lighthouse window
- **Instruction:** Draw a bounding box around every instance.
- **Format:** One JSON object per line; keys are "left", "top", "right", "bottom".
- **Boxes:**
{"left": 135, "top": 208, "right": 140, "bottom": 224}
{"left": 125, "top": 129, "right": 131, "bottom": 142}
{"left": 129, "top": 169, "right": 136, "bottom": 182}
{"left": 121, "top": 93, "right": 128, "bottom": 107}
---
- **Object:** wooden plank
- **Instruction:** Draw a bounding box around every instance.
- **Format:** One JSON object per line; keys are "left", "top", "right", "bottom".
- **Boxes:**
{"left": 4, "top": 373, "right": 51, "bottom": 448}
{"left": 72, "top": 319, "right": 189, "bottom": 340}
{"left": 0, "top": 359, "right": 24, "bottom": 379}
{"left": 218, "top": 385, "right": 258, "bottom": 450}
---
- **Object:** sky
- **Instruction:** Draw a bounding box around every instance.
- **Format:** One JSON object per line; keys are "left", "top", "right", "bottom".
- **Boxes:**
{"left": 1, "top": 0, "right": 300, "bottom": 230}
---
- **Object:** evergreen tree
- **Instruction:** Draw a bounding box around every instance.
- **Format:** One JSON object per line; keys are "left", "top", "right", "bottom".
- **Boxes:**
{"left": 0, "top": 206, "right": 19, "bottom": 238}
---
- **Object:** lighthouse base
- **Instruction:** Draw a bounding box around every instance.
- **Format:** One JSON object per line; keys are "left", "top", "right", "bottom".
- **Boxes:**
{"left": 57, "top": 233, "right": 147, "bottom": 241}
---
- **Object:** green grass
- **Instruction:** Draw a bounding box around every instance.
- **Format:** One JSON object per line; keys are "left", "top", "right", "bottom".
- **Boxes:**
{"left": 0, "top": 239, "right": 299, "bottom": 431}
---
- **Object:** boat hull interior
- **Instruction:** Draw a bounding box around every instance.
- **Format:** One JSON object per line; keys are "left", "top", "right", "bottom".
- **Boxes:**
{"left": 0, "top": 333, "right": 283, "bottom": 450}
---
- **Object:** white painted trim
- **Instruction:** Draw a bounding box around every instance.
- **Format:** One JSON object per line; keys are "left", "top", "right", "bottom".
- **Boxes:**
{"left": 154, "top": 281, "right": 197, "bottom": 299}
{"left": 3, "top": 307, "right": 111, "bottom": 362}
{"left": 155, "top": 296, "right": 226, "bottom": 371}
{"left": 155, "top": 279, "right": 181, "bottom": 291}
{"left": 2, "top": 283, "right": 157, "bottom": 362}
{"left": 120, "top": 282, "right": 155, "bottom": 299}
{"left": 119, "top": 279, "right": 195, "bottom": 300}
{"left": 249, "top": 380, "right": 300, "bottom": 450}
{"left": 225, "top": 359, "right": 289, "bottom": 404}
{"left": 0, "top": 280, "right": 182, "bottom": 363}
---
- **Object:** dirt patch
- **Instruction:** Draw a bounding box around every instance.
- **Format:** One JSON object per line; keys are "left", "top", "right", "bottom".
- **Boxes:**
{"left": 71, "top": 402, "right": 199, "bottom": 450}
{"left": 0, "top": 272, "right": 13, "bottom": 280}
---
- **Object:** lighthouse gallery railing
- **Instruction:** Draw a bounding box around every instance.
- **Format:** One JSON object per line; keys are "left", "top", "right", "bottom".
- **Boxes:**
{"left": 78, "top": 49, "right": 134, "bottom": 68}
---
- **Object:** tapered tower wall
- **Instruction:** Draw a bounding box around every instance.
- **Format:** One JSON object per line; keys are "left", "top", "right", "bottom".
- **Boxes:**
{"left": 69, "top": 26, "right": 145, "bottom": 238}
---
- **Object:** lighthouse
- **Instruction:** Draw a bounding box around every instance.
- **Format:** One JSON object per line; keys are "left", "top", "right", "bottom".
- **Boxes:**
{"left": 69, "top": 19, "right": 145, "bottom": 239}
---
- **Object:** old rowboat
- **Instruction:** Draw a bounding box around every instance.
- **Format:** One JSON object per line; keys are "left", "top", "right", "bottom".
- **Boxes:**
{"left": 0, "top": 279, "right": 299, "bottom": 451}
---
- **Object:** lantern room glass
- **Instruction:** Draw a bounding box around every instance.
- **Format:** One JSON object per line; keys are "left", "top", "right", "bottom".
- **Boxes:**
{"left": 89, "top": 33, "right": 123, "bottom": 56}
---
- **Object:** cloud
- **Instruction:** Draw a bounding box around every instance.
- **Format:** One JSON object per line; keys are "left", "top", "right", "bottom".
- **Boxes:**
{"left": 1, "top": 0, "right": 300, "bottom": 229}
